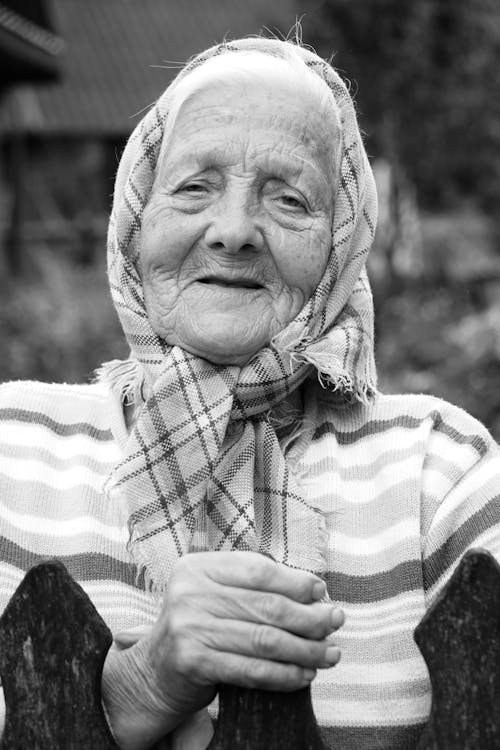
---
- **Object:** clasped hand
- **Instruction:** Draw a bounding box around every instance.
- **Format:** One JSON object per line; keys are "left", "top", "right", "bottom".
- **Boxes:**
{"left": 103, "top": 551, "right": 344, "bottom": 749}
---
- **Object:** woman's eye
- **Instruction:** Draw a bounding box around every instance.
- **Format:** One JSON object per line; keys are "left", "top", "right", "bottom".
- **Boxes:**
{"left": 279, "top": 194, "right": 306, "bottom": 210}
{"left": 178, "top": 183, "right": 208, "bottom": 195}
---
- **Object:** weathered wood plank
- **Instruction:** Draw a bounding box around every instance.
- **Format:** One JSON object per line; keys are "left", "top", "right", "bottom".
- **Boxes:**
{"left": 415, "top": 549, "right": 500, "bottom": 750}
{"left": 1, "top": 551, "right": 499, "bottom": 748}
{"left": 208, "top": 683, "right": 327, "bottom": 750}
{"left": 0, "top": 560, "right": 117, "bottom": 749}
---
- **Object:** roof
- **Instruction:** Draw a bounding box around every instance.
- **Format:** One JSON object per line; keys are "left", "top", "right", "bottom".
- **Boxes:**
{"left": 0, "top": 0, "right": 298, "bottom": 135}
{"left": 0, "top": 1, "right": 65, "bottom": 84}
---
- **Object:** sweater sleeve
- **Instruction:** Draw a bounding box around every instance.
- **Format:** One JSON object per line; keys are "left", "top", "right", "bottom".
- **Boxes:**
{"left": 420, "top": 400, "right": 500, "bottom": 607}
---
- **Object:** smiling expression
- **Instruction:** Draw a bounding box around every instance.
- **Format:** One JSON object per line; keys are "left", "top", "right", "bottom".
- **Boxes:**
{"left": 140, "top": 57, "right": 340, "bottom": 365}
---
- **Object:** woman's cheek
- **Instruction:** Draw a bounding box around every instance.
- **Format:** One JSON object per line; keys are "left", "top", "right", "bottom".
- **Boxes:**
{"left": 272, "top": 223, "right": 330, "bottom": 296}
{"left": 142, "top": 271, "right": 181, "bottom": 341}
{"left": 142, "top": 212, "right": 193, "bottom": 273}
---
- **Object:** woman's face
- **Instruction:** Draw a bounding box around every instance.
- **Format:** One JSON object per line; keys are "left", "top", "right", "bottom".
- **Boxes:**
{"left": 140, "top": 66, "right": 339, "bottom": 365}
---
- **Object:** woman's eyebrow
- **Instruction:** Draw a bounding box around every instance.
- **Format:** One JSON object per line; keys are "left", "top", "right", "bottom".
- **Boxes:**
{"left": 266, "top": 158, "right": 333, "bottom": 205}
{"left": 163, "top": 153, "right": 206, "bottom": 174}
{"left": 264, "top": 150, "right": 332, "bottom": 184}
{"left": 157, "top": 154, "right": 214, "bottom": 187}
{"left": 162, "top": 146, "right": 332, "bottom": 199}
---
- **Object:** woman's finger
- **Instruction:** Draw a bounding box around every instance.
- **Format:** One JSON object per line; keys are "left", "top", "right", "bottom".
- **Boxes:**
{"left": 184, "top": 551, "right": 326, "bottom": 603}
{"left": 114, "top": 624, "right": 153, "bottom": 650}
{"left": 199, "top": 618, "right": 341, "bottom": 669}
{"left": 205, "top": 650, "right": 318, "bottom": 692}
{"left": 198, "top": 587, "right": 343, "bottom": 640}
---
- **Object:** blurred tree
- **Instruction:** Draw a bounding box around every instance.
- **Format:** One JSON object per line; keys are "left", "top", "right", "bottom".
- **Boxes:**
{"left": 309, "top": 0, "right": 500, "bottom": 214}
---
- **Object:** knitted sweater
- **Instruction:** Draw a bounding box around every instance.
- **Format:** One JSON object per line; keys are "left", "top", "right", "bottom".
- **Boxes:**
{"left": 0, "top": 379, "right": 499, "bottom": 750}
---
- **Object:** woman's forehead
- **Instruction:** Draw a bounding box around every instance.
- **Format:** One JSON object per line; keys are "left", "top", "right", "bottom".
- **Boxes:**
{"left": 168, "top": 50, "right": 339, "bottom": 124}
{"left": 158, "top": 55, "right": 341, "bottom": 181}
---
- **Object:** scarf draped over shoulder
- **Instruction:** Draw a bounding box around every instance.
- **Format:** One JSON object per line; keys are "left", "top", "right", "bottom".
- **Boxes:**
{"left": 103, "top": 38, "right": 378, "bottom": 591}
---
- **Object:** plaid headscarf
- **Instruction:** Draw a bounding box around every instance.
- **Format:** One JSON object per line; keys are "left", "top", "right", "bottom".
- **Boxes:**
{"left": 105, "top": 38, "right": 378, "bottom": 590}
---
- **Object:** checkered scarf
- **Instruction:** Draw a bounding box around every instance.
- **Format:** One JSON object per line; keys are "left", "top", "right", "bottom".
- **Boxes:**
{"left": 104, "top": 39, "right": 378, "bottom": 590}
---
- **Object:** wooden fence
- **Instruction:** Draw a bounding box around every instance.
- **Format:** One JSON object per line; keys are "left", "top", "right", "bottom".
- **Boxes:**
{"left": 0, "top": 550, "right": 498, "bottom": 749}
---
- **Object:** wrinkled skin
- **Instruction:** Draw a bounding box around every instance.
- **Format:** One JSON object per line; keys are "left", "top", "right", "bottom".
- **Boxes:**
{"left": 102, "top": 61, "right": 344, "bottom": 750}
{"left": 103, "top": 553, "right": 344, "bottom": 749}
{"left": 140, "top": 66, "right": 339, "bottom": 365}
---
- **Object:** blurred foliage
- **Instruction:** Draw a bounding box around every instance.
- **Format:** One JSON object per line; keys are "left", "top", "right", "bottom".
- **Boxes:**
{"left": 375, "top": 280, "right": 500, "bottom": 440}
{"left": 0, "top": 247, "right": 127, "bottom": 384}
{"left": 308, "top": 0, "right": 500, "bottom": 214}
{"left": 372, "top": 208, "right": 500, "bottom": 439}
{"left": 1, "top": 211, "right": 500, "bottom": 440}
{"left": 301, "top": 0, "right": 500, "bottom": 438}
{"left": 2, "top": 1, "right": 500, "bottom": 443}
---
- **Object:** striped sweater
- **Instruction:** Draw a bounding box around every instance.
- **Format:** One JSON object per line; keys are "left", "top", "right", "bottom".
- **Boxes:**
{"left": 0, "top": 378, "right": 499, "bottom": 749}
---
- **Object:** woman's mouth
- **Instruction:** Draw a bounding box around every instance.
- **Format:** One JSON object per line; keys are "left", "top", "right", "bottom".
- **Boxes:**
{"left": 198, "top": 277, "right": 263, "bottom": 289}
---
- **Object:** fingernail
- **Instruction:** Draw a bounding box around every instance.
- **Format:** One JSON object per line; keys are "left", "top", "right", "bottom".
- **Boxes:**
{"left": 312, "top": 580, "right": 326, "bottom": 601}
{"left": 325, "top": 646, "right": 341, "bottom": 665}
{"left": 331, "top": 607, "right": 345, "bottom": 629}
{"left": 303, "top": 668, "right": 316, "bottom": 682}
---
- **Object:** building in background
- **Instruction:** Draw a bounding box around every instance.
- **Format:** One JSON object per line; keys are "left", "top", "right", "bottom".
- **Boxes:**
{"left": 0, "top": 0, "right": 296, "bottom": 272}
{"left": 0, "top": 0, "right": 63, "bottom": 90}
{"left": 0, "top": 0, "right": 64, "bottom": 272}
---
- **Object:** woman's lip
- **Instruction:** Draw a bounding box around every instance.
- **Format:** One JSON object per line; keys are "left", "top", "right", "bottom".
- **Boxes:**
{"left": 198, "top": 278, "right": 263, "bottom": 289}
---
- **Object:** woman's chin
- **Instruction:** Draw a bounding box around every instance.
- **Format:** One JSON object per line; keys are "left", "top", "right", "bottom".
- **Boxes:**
{"left": 156, "top": 306, "right": 282, "bottom": 366}
{"left": 189, "top": 342, "right": 264, "bottom": 367}
{"left": 176, "top": 331, "right": 270, "bottom": 367}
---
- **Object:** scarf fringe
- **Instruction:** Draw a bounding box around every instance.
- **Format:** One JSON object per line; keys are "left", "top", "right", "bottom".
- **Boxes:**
{"left": 286, "top": 348, "right": 377, "bottom": 405}
{"left": 95, "top": 354, "right": 377, "bottom": 412}
{"left": 94, "top": 358, "right": 147, "bottom": 405}
{"left": 132, "top": 550, "right": 165, "bottom": 602}
{"left": 125, "top": 504, "right": 331, "bottom": 597}
{"left": 102, "top": 477, "right": 166, "bottom": 601}
{"left": 99, "top": 355, "right": 372, "bottom": 591}
{"left": 317, "top": 369, "right": 377, "bottom": 405}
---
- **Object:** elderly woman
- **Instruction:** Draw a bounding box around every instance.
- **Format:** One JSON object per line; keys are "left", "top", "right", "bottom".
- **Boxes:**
{"left": 0, "top": 36, "right": 499, "bottom": 750}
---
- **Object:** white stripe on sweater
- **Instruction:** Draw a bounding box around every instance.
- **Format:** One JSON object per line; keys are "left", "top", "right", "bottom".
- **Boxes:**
{"left": 0, "top": 456, "right": 107, "bottom": 491}
{"left": 0, "top": 422, "right": 121, "bottom": 461}
{"left": 0, "top": 501, "right": 127, "bottom": 542}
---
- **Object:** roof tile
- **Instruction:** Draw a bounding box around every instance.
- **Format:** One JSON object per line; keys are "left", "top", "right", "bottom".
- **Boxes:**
{"left": 0, "top": 0, "right": 297, "bottom": 135}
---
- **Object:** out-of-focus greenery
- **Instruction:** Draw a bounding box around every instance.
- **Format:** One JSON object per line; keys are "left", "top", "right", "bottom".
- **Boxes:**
{"left": 309, "top": 0, "right": 500, "bottom": 215}
{"left": 2, "top": 207, "right": 500, "bottom": 441}
{"left": 0, "top": 247, "right": 127, "bottom": 384}
{"left": 1, "top": 2, "right": 500, "bottom": 442}
{"left": 300, "top": 0, "right": 500, "bottom": 438}
{"left": 373, "top": 208, "right": 500, "bottom": 439}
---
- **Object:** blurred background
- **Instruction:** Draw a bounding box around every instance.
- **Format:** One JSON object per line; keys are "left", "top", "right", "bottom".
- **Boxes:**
{"left": 1, "top": 0, "right": 500, "bottom": 436}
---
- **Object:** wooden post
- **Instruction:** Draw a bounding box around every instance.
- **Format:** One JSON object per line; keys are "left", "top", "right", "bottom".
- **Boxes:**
{"left": 208, "top": 684, "right": 327, "bottom": 749}
{"left": 415, "top": 549, "right": 500, "bottom": 749}
{"left": 0, "top": 560, "right": 118, "bottom": 749}
{"left": 0, "top": 551, "right": 499, "bottom": 747}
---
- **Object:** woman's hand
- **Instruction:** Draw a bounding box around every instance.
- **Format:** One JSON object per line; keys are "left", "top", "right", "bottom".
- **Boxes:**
{"left": 102, "top": 551, "right": 344, "bottom": 749}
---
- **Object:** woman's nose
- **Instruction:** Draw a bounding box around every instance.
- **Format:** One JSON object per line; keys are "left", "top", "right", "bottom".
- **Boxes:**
{"left": 204, "top": 196, "right": 263, "bottom": 254}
